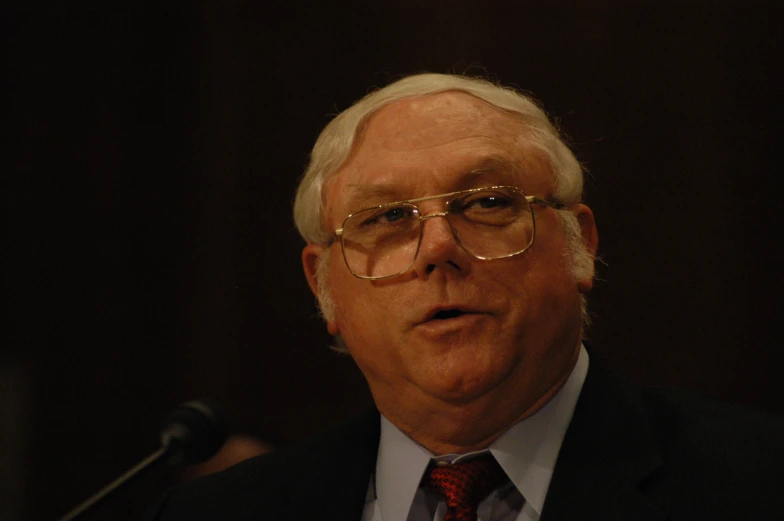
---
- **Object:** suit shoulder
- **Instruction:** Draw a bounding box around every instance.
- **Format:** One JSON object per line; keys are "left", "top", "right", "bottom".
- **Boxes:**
{"left": 639, "top": 386, "right": 784, "bottom": 513}
{"left": 641, "top": 385, "right": 784, "bottom": 455}
{"left": 144, "top": 450, "right": 290, "bottom": 521}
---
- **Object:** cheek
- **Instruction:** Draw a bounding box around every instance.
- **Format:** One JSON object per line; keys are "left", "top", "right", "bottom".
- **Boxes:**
{"left": 493, "top": 240, "right": 576, "bottom": 323}
{"left": 525, "top": 257, "right": 583, "bottom": 336}
{"left": 330, "top": 265, "right": 360, "bottom": 315}
{"left": 335, "top": 284, "right": 408, "bottom": 381}
{"left": 330, "top": 266, "right": 393, "bottom": 338}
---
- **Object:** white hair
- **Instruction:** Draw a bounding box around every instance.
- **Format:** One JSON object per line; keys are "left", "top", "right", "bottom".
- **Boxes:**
{"left": 294, "top": 73, "right": 584, "bottom": 245}
{"left": 293, "top": 73, "right": 595, "bottom": 339}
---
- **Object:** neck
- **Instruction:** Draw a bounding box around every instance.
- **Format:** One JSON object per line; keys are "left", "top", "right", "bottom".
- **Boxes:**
{"left": 376, "top": 357, "right": 576, "bottom": 455}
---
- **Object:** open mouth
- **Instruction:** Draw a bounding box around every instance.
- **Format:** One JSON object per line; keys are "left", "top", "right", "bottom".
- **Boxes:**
{"left": 431, "top": 309, "right": 467, "bottom": 320}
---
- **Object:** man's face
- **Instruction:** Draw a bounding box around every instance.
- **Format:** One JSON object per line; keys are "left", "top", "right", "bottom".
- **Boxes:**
{"left": 303, "top": 92, "right": 597, "bottom": 433}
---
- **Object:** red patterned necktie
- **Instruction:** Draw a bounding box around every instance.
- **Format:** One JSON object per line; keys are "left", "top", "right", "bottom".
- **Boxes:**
{"left": 421, "top": 454, "right": 507, "bottom": 521}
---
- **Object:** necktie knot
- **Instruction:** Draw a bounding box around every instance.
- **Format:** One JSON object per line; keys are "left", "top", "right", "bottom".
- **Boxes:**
{"left": 422, "top": 454, "right": 507, "bottom": 521}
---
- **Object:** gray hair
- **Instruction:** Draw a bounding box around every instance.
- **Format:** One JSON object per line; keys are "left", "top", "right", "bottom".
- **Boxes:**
{"left": 293, "top": 73, "right": 584, "bottom": 245}
{"left": 293, "top": 73, "right": 595, "bottom": 338}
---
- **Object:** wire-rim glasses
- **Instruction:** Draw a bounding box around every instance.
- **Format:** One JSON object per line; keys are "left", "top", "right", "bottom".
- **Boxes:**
{"left": 332, "top": 186, "right": 564, "bottom": 280}
{"left": 331, "top": 185, "right": 564, "bottom": 280}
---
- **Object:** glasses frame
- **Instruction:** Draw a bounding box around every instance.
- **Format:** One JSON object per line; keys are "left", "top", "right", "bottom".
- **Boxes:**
{"left": 331, "top": 185, "right": 566, "bottom": 280}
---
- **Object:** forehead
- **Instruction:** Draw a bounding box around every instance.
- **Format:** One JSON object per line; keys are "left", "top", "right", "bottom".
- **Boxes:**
{"left": 326, "top": 91, "right": 553, "bottom": 218}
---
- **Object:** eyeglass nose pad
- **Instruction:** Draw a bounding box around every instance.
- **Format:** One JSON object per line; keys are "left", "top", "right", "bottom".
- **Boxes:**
{"left": 420, "top": 211, "right": 449, "bottom": 222}
{"left": 419, "top": 212, "right": 452, "bottom": 237}
{"left": 417, "top": 211, "right": 463, "bottom": 250}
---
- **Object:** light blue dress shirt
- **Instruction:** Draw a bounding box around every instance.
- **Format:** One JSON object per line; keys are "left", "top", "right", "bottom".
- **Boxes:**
{"left": 362, "top": 345, "right": 589, "bottom": 521}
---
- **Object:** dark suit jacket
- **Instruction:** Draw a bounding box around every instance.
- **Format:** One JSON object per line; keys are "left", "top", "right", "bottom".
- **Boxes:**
{"left": 145, "top": 354, "right": 784, "bottom": 520}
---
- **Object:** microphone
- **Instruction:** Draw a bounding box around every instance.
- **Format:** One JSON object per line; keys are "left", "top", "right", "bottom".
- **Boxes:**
{"left": 159, "top": 400, "right": 229, "bottom": 466}
{"left": 56, "top": 400, "right": 229, "bottom": 521}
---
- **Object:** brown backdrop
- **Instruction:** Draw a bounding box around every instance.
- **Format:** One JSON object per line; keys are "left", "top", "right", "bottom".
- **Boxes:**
{"left": 6, "top": 1, "right": 783, "bottom": 520}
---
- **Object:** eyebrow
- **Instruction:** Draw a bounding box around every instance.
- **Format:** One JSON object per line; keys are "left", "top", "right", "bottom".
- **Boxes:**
{"left": 342, "top": 155, "right": 525, "bottom": 210}
{"left": 344, "top": 184, "right": 401, "bottom": 202}
{"left": 459, "top": 156, "right": 524, "bottom": 187}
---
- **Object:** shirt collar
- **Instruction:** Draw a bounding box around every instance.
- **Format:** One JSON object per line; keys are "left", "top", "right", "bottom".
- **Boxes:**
{"left": 374, "top": 344, "right": 589, "bottom": 521}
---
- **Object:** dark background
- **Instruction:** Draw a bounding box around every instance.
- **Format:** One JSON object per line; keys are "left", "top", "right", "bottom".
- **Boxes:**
{"left": 5, "top": 1, "right": 783, "bottom": 520}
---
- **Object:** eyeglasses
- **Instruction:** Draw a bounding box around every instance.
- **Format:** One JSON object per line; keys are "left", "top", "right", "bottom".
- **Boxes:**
{"left": 331, "top": 185, "right": 564, "bottom": 280}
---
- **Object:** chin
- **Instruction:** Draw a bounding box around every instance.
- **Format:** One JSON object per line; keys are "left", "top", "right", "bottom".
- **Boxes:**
{"left": 418, "top": 363, "right": 511, "bottom": 405}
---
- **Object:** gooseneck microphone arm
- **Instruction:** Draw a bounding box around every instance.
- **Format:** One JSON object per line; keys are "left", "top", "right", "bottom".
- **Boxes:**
{"left": 56, "top": 446, "right": 168, "bottom": 521}
{"left": 56, "top": 400, "right": 228, "bottom": 521}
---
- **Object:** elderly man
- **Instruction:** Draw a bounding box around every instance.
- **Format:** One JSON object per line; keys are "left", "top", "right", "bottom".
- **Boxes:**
{"left": 147, "top": 74, "right": 784, "bottom": 521}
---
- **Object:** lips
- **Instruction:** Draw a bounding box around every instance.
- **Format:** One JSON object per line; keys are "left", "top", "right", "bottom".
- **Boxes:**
{"left": 420, "top": 305, "right": 485, "bottom": 324}
{"left": 431, "top": 309, "right": 467, "bottom": 320}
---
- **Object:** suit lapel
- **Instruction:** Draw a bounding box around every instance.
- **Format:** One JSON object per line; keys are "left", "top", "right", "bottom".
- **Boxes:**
{"left": 287, "top": 409, "right": 380, "bottom": 521}
{"left": 541, "top": 352, "right": 667, "bottom": 521}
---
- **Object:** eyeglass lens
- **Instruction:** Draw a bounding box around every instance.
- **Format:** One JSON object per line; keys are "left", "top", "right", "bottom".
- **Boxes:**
{"left": 340, "top": 187, "right": 535, "bottom": 279}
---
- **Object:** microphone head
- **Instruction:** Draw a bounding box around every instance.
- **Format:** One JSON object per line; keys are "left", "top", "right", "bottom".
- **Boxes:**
{"left": 160, "top": 400, "right": 229, "bottom": 465}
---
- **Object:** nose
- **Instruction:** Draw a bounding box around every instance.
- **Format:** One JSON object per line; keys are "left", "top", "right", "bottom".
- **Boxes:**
{"left": 411, "top": 212, "right": 470, "bottom": 278}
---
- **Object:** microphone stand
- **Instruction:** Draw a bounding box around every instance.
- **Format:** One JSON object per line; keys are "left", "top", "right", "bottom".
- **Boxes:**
{"left": 57, "top": 447, "right": 167, "bottom": 521}
{"left": 54, "top": 400, "right": 227, "bottom": 521}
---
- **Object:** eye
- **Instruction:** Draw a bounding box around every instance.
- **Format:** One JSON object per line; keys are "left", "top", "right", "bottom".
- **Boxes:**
{"left": 380, "top": 207, "right": 408, "bottom": 222}
{"left": 473, "top": 195, "right": 510, "bottom": 209}
{"left": 457, "top": 192, "right": 513, "bottom": 211}
{"left": 359, "top": 205, "right": 415, "bottom": 227}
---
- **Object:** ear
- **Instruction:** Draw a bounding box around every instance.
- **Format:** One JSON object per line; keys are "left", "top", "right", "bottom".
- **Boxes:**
{"left": 302, "top": 243, "right": 325, "bottom": 297}
{"left": 570, "top": 203, "right": 599, "bottom": 294}
{"left": 301, "top": 243, "right": 340, "bottom": 336}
